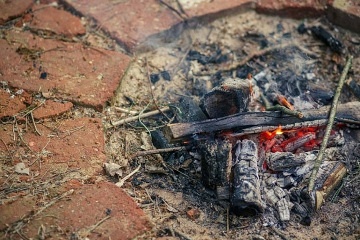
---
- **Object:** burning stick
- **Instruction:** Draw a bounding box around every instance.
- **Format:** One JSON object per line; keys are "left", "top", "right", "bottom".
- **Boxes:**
{"left": 165, "top": 101, "right": 360, "bottom": 141}
{"left": 283, "top": 132, "right": 316, "bottom": 152}
{"left": 260, "top": 93, "right": 303, "bottom": 118}
{"left": 308, "top": 56, "right": 353, "bottom": 192}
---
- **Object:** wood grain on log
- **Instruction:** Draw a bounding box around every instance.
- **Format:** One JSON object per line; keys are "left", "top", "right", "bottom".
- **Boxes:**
{"left": 165, "top": 101, "right": 360, "bottom": 141}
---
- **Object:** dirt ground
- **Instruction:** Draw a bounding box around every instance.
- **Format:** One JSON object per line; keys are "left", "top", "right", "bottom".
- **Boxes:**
{"left": 106, "top": 11, "right": 360, "bottom": 239}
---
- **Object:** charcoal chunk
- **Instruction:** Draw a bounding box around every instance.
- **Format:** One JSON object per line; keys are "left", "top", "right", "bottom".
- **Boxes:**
{"left": 150, "top": 73, "right": 160, "bottom": 84}
{"left": 160, "top": 70, "right": 171, "bottom": 81}
{"left": 310, "top": 26, "right": 343, "bottom": 53}
{"left": 297, "top": 23, "right": 307, "bottom": 34}
{"left": 187, "top": 50, "right": 209, "bottom": 65}
{"left": 187, "top": 49, "right": 228, "bottom": 65}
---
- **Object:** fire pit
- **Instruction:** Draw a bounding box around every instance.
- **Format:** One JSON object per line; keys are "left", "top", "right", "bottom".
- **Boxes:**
{"left": 106, "top": 10, "right": 360, "bottom": 239}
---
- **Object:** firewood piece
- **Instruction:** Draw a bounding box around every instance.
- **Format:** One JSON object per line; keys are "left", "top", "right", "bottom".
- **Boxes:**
{"left": 198, "top": 139, "right": 232, "bottom": 192}
{"left": 314, "top": 162, "right": 347, "bottom": 210}
{"left": 266, "top": 152, "right": 306, "bottom": 172}
{"left": 165, "top": 101, "right": 360, "bottom": 141}
{"left": 283, "top": 132, "right": 316, "bottom": 152}
{"left": 200, "top": 78, "right": 251, "bottom": 119}
{"left": 176, "top": 97, "right": 207, "bottom": 123}
{"left": 231, "top": 140, "right": 264, "bottom": 216}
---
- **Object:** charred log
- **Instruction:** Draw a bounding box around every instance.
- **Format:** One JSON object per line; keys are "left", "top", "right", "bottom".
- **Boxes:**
{"left": 165, "top": 101, "right": 360, "bottom": 141}
{"left": 200, "top": 77, "right": 251, "bottom": 119}
{"left": 231, "top": 139, "right": 264, "bottom": 216}
{"left": 197, "top": 138, "right": 232, "bottom": 199}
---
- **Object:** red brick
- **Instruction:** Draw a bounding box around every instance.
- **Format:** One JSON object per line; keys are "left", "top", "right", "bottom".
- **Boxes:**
{"left": 0, "top": 117, "right": 106, "bottom": 175}
{"left": 26, "top": 5, "right": 86, "bottom": 37}
{"left": 0, "top": 30, "right": 131, "bottom": 110}
{"left": 256, "top": 0, "right": 326, "bottom": 19}
{"left": 21, "top": 182, "right": 152, "bottom": 239}
{"left": 0, "top": 89, "right": 26, "bottom": 118}
{"left": 0, "top": 0, "right": 33, "bottom": 25}
{"left": 179, "top": 0, "right": 255, "bottom": 20}
{"left": 64, "top": 0, "right": 182, "bottom": 52}
{"left": 327, "top": 0, "right": 360, "bottom": 33}
{"left": 0, "top": 196, "right": 37, "bottom": 231}
{"left": 32, "top": 100, "right": 73, "bottom": 119}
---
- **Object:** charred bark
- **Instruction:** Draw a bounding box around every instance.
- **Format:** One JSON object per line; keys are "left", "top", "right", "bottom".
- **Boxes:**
{"left": 165, "top": 101, "right": 360, "bottom": 141}
{"left": 197, "top": 139, "right": 232, "bottom": 200}
{"left": 231, "top": 139, "right": 264, "bottom": 216}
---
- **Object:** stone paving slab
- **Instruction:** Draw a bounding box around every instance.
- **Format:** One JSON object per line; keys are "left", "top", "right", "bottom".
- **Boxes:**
{"left": 64, "top": 0, "right": 182, "bottom": 52}
{"left": 0, "top": 116, "right": 106, "bottom": 176}
{"left": 32, "top": 100, "right": 74, "bottom": 120}
{"left": 327, "top": 0, "right": 360, "bottom": 34}
{"left": 179, "top": 0, "right": 255, "bottom": 20}
{"left": 0, "top": 0, "right": 33, "bottom": 25}
{"left": 24, "top": 117, "right": 105, "bottom": 171}
{"left": 256, "top": 0, "right": 325, "bottom": 19}
{"left": 25, "top": 4, "right": 86, "bottom": 37}
{"left": 0, "top": 30, "right": 131, "bottom": 110}
{"left": 0, "top": 196, "right": 37, "bottom": 231}
{"left": 0, "top": 89, "right": 26, "bottom": 118}
{"left": 0, "top": 182, "right": 152, "bottom": 239}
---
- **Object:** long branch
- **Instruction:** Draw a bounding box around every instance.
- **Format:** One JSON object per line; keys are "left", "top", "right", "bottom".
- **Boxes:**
{"left": 308, "top": 56, "right": 353, "bottom": 192}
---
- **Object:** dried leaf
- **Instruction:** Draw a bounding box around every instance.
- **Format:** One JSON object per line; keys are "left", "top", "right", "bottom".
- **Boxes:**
{"left": 14, "top": 162, "right": 30, "bottom": 175}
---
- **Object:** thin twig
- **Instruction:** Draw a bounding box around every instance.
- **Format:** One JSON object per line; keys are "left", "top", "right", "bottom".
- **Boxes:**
{"left": 159, "top": 0, "right": 188, "bottom": 20}
{"left": 114, "top": 107, "right": 139, "bottom": 115}
{"left": 0, "top": 138, "right": 14, "bottom": 162}
{"left": 129, "top": 146, "right": 186, "bottom": 159}
{"left": 145, "top": 57, "right": 171, "bottom": 121}
{"left": 308, "top": 56, "right": 353, "bottom": 192}
{"left": 77, "top": 216, "right": 111, "bottom": 238}
{"left": 30, "top": 112, "right": 41, "bottom": 136}
{"left": 226, "top": 207, "right": 230, "bottom": 233}
{"left": 111, "top": 106, "right": 171, "bottom": 126}
{"left": 116, "top": 164, "right": 141, "bottom": 187}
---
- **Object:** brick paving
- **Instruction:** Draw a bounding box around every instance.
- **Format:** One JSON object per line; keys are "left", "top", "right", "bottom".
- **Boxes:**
{"left": 26, "top": 4, "right": 86, "bottom": 37}
{"left": 64, "top": 0, "right": 183, "bottom": 53}
{"left": 256, "top": 0, "right": 325, "bottom": 18}
{"left": 0, "top": 0, "right": 359, "bottom": 239}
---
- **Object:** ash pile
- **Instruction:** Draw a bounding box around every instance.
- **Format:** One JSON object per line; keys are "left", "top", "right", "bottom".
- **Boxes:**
{"left": 109, "top": 15, "right": 360, "bottom": 235}
{"left": 167, "top": 71, "right": 359, "bottom": 227}
{"left": 161, "top": 23, "right": 360, "bottom": 226}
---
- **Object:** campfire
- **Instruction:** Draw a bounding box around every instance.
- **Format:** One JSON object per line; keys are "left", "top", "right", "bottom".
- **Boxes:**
{"left": 163, "top": 70, "right": 357, "bottom": 225}
{"left": 107, "top": 11, "right": 360, "bottom": 238}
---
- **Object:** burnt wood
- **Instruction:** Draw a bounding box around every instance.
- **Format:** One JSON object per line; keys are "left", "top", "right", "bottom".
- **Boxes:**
{"left": 166, "top": 101, "right": 360, "bottom": 141}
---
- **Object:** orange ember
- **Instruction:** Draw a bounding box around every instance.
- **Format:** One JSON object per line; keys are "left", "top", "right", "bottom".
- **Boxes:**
{"left": 260, "top": 125, "right": 283, "bottom": 141}
{"left": 277, "top": 95, "right": 294, "bottom": 110}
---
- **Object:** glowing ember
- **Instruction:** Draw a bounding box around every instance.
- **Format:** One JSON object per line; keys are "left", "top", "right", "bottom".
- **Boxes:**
{"left": 277, "top": 95, "right": 294, "bottom": 110}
